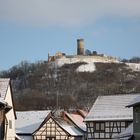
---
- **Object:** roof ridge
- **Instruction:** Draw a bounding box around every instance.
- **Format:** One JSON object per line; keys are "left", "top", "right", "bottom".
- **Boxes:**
{"left": 98, "top": 93, "right": 140, "bottom": 97}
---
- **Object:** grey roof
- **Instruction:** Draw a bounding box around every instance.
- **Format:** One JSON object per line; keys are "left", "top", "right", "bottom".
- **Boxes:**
{"left": 0, "top": 78, "right": 10, "bottom": 99}
{"left": 127, "top": 95, "right": 140, "bottom": 107}
{"left": 16, "top": 110, "right": 51, "bottom": 134}
{"left": 85, "top": 94, "right": 140, "bottom": 121}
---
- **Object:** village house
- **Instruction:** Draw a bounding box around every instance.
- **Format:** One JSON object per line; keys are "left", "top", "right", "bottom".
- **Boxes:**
{"left": 0, "top": 78, "right": 17, "bottom": 140}
{"left": 16, "top": 110, "right": 85, "bottom": 140}
{"left": 114, "top": 95, "right": 140, "bottom": 140}
{"left": 16, "top": 110, "right": 51, "bottom": 140}
{"left": 126, "top": 95, "right": 140, "bottom": 140}
{"left": 0, "top": 98, "right": 9, "bottom": 139}
{"left": 84, "top": 94, "right": 140, "bottom": 140}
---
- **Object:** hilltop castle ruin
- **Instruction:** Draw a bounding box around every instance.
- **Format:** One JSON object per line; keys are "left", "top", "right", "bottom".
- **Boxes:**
{"left": 48, "top": 39, "right": 118, "bottom": 67}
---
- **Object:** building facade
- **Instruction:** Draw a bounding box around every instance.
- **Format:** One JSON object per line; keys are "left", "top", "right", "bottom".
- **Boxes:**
{"left": 33, "top": 116, "right": 84, "bottom": 140}
{"left": 0, "top": 101, "right": 7, "bottom": 140}
{"left": 0, "top": 78, "right": 16, "bottom": 140}
{"left": 127, "top": 95, "right": 140, "bottom": 140}
{"left": 16, "top": 110, "right": 85, "bottom": 140}
{"left": 85, "top": 94, "right": 140, "bottom": 140}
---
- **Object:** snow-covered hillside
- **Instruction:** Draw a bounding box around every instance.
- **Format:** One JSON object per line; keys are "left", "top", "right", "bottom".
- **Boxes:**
{"left": 50, "top": 56, "right": 119, "bottom": 72}
{"left": 50, "top": 56, "right": 140, "bottom": 73}
{"left": 126, "top": 63, "right": 140, "bottom": 72}
{"left": 77, "top": 62, "right": 140, "bottom": 73}
{"left": 76, "top": 62, "right": 96, "bottom": 72}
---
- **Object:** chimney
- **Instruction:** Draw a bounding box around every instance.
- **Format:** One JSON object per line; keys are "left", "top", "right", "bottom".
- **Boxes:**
{"left": 77, "top": 39, "right": 84, "bottom": 55}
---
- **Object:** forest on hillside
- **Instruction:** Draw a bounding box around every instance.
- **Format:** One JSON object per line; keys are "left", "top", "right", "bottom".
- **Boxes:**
{"left": 0, "top": 56, "right": 140, "bottom": 111}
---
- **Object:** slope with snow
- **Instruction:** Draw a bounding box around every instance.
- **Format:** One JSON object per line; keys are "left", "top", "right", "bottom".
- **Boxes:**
{"left": 50, "top": 56, "right": 119, "bottom": 72}
{"left": 126, "top": 63, "right": 140, "bottom": 72}
{"left": 76, "top": 62, "right": 96, "bottom": 72}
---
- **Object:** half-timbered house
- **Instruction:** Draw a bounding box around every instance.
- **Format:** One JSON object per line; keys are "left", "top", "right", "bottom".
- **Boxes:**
{"left": 84, "top": 94, "right": 140, "bottom": 140}
{"left": 0, "top": 78, "right": 16, "bottom": 140}
{"left": 33, "top": 115, "right": 84, "bottom": 140}
{"left": 16, "top": 110, "right": 51, "bottom": 140}
{"left": 0, "top": 99, "right": 8, "bottom": 140}
{"left": 16, "top": 110, "right": 85, "bottom": 140}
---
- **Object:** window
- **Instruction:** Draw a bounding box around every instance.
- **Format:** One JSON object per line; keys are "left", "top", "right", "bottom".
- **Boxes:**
{"left": 95, "top": 123, "right": 105, "bottom": 132}
{"left": 9, "top": 120, "right": 12, "bottom": 129}
{"left": 101, "top": 123, "right": 105, "bottom": 131}
{"left": 96, "top": 123, "right": 100, "bottom": 131}
{"left": 46, "top": 137, "right": 56, "bottom": 140}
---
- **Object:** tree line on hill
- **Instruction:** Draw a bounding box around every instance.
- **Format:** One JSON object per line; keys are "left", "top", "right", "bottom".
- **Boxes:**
{"left": 0, "top": 57, "right": 140, "bottom": 111}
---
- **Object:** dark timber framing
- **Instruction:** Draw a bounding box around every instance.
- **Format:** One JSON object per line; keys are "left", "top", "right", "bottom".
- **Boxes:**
{"left": 33, "top": 116, "right": 82, "bottom": 140}
{"left": 86, "top": 120, "right": 132, "bottom": 139}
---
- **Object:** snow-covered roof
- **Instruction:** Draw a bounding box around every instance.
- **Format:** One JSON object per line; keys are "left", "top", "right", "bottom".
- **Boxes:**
{"left": 85, "top": 94, "right": 140, "bottom": 121}
{"left": 113, "top": 123, "right": 133, "bottom": 140}
{"left": 0, "top": 78, "right": 10, "bottom": 99}
{"left": 127, "top": 95, "right": 140, "bottom": 107}
{"left": 16, "top": 110, "right": 51, "bottom": 134}
{"left": 52, "top": 116, "right": 84, "bottom": 137}
{"left": 61, "top": 125, "right": 83, "bottom": 136}
{"left": 65, "top": 112, "right": 86, "bottom": 131}
{"left": 0, "top": 97, "right": 7, "bottom": 105}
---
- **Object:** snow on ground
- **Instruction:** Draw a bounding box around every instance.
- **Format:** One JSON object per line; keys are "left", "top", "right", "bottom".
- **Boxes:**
{"left": 55, "top": 58, "right": 80, "bottom": 67}
{"left": 56, "top": 58, "right": 97, "bottom": 72}
{"left": 52, "top": 56, "right": 119, "bottom": 68}
{"left": 50, "top": 57, "right": 119, "bottom": 72}
{"left": 126, "top": 63, "right": 140, "bottom": 71}
{"left": 76, "top": 62, "right": 96, "bottom": 72}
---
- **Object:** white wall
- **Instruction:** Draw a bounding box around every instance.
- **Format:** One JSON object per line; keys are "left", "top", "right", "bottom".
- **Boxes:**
{"left": 5, "top": 85, "right": 16, "bottom": 140}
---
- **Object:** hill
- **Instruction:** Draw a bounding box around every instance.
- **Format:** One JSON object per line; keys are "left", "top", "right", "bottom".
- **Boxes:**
{"left": 0, "top": 57, "right": 140, "bottom": 111}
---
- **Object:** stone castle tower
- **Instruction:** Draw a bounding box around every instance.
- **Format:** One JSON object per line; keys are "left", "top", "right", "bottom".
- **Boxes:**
{"left": 77, "top": 39, "right": 84, "bottom": 55}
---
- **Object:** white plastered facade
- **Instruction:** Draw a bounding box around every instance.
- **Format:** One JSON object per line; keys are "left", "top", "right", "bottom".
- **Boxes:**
{"left": 4, "top": 85, "right": 16, "bottom": 140}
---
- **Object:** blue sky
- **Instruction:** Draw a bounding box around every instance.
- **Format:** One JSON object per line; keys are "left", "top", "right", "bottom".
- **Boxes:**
{"left": 0, "top": 0, "right": 140, "bottom": 70}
